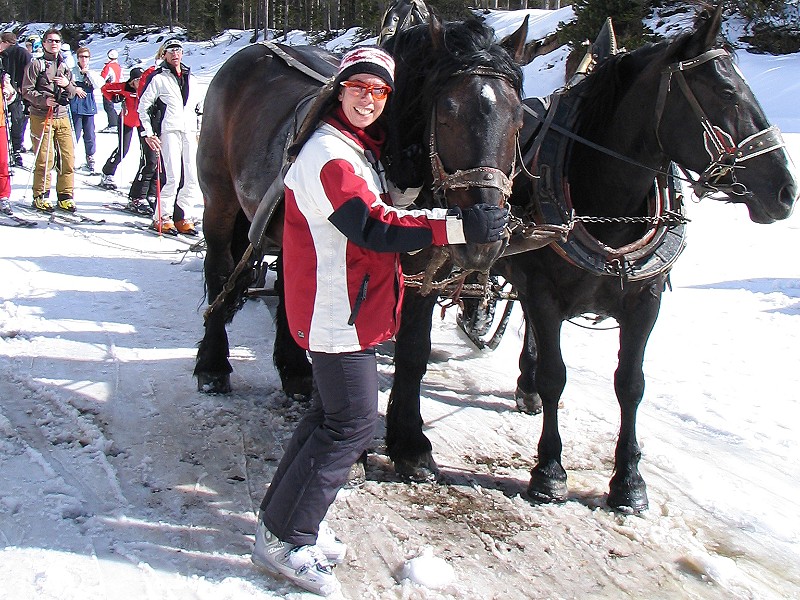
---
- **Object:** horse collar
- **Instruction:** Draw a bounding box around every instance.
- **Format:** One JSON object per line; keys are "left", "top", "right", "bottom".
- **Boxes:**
{"left": 522, "top": 94, "right": 688, "bottom": 282}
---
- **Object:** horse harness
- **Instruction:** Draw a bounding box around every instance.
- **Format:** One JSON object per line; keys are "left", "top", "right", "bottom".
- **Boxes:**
{"left": 654, "top": 48, "right": 787, "bottom": 200}
{"left": 378, "top": 0, "right": 431, "bottom": 45}
{"left": 518, "top": 90, "right": 688, "bottom": 284}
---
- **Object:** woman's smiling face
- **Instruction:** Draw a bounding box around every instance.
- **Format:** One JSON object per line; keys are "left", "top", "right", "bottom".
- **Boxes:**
{"left": 338, "top": 73, "right": 390, "bottom": 129}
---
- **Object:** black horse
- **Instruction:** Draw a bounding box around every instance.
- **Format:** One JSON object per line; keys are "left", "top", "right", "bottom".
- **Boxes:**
{"left": 194, "top": 15, "right": 528, "bottom": 395}
{"left": 386, "top": 6, "right": 798, "bottom": 510}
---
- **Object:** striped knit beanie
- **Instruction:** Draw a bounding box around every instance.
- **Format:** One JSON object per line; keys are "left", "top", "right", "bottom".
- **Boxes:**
{"left": 335, "top": 47, "right": 395, "bottom": 90}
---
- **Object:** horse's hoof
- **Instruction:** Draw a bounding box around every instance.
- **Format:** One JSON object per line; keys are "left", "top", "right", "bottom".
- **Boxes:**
{"left": 394, "top": 455, "right": 439, "bottom": 483}
{"left": 607, "top": 481, "right": 649, "bottom": 513}
{"left": 526, "top": 467, "right": 568, "bottom": 503}
{"left": 281, "top": 375, "right": 312, "bottom": 401}
{"left": 196, "top": 372, "right": 232, "bottom": 394}
{"left": 514, "top": 388, "right": 543, "bottom": 414}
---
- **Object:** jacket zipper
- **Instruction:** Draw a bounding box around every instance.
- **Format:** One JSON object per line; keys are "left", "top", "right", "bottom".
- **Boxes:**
{"left": 348, "top": 274, "right": 370, "bottom": 325}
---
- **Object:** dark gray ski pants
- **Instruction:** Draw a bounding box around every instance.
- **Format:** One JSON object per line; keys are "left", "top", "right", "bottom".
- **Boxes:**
{"left": 259, "top": 348, "right": 378, "bottom": 546}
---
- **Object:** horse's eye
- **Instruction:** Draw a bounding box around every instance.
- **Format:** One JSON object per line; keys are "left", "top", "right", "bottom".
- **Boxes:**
{"left": 718, "top": 87, "right": 737, "bottom": 102}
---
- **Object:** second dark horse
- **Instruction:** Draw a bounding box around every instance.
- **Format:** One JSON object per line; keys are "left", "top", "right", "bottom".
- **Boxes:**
{"left": 385, "top": 6, "right": 798, "bottom": 510}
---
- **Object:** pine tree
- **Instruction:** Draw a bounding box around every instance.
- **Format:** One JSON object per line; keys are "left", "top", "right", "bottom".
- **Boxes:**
{"left": 558, "top": 0, "right": 651, "bottom": 52}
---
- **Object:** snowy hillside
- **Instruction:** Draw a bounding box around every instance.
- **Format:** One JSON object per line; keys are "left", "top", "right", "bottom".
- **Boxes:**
{"left": 1, "top": 8, "right": 799, "bottom": 600}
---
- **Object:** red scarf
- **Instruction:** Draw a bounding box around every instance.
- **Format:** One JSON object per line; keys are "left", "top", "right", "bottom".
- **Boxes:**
{"left": 326, "top": 106, "right": 386, "bottom": 161}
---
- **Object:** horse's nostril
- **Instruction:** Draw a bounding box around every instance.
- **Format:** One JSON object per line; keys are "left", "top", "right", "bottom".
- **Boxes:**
{"left": 779, "top": 181, "right": 799, "bottom": 212}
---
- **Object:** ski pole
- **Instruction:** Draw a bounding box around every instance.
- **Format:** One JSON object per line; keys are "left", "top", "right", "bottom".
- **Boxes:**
{"left": 118, "top": 101, "right": 125, "bottom": 164}
{"left": 1, "top": 93, "right": 12, "bottom": 185}
{"left": 2, "top": 91, "right": 13, "bottom": 180}
{"left": 23, "top": 106, "right": 54, "bottom": 203}
{"left": 41, "top": 107, "right": 54, "bottom": 203}
{"left": 155, "top": 150, "right": 162, "bottom": 233}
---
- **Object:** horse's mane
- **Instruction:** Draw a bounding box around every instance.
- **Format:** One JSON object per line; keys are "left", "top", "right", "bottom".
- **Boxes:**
{"left": 570, "top": 24, "right": 732, "bottom": 142}
{"left": 568, "top": 40, "right": 666, "bottom": 141}
{"left": 383, "top": 17, "right": 523, "bottom": 188}
{"left": 389, "top": 17, "right": 523, "bottom": 104}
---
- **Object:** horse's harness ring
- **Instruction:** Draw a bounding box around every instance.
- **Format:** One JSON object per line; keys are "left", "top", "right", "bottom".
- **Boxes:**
{"left": 429, "top": 66, "right": 518, "bottom": 204}
{"left": 654, "top": 48, "right": 787, "bottom": 199}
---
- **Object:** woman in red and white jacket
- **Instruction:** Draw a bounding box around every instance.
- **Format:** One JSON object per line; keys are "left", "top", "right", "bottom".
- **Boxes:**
{"left": 252, "top": 47, "right": 507, "bottom": 596}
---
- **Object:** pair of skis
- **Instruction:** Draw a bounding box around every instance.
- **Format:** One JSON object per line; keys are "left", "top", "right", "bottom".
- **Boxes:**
{"left": 0, "top": 213, "right": 37, "bottom": 227}
{"left": 13, "top": 201, "right": 106, "bottom": 225}
{"left": 103, "top": 202, "right": 202, "bottom": 246}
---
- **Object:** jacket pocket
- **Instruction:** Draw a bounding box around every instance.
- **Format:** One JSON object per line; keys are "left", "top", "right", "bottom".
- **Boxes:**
{"left": 348, "top": 274, "right": 370, "bottom": 326}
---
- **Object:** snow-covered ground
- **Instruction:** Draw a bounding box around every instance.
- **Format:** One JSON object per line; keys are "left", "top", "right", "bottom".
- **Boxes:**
{"left": 1, "top": 9, "right": 799, "bottom": 599}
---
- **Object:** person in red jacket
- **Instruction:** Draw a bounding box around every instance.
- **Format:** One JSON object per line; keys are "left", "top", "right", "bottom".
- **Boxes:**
{"left": 251, "top": 47, "right": 507, "bottom": 597}
{"left": 126, "top": 59, "right": 164, "bottom": 215}
{"left": 99, "top": 67, "right": 143, "bottom": 191}
{"left": 99, "top": 49, "right": 121, "bottom": 132}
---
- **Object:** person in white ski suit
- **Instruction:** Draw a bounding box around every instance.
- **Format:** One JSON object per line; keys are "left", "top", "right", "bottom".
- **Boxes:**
{"left": 137, "top": 38, "right": 203, "bottom": 235}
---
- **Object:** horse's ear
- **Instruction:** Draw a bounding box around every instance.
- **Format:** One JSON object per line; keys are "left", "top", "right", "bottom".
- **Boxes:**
{"left": 687, "top": 3, "right": 724, "bottom": 55}
{"left": 429, "top": 10, "right": 444, "bottom": 51}
{"left": 501, "top": 15, "right": 529, "bottom": 64}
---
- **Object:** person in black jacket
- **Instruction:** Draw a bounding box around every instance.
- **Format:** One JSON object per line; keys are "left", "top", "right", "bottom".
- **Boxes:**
{"left": 0, "top": 32, "right": 32, "bottom": 166}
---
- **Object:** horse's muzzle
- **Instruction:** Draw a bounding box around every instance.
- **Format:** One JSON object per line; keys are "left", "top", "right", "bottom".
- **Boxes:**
{"left": 449, "top": 239, "right": 507, "bottom": 273}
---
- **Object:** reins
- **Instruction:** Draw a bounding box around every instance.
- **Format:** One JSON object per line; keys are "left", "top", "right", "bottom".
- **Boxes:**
{"left": 522, "top": 102, "right": 691, "bottom": 195}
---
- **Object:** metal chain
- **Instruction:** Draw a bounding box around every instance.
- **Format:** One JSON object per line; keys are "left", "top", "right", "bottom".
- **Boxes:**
{"left": 507, "top": 209, "right": 689, "bottom": 232}
{"left": 573, "top": 210, "right": 689, "bottom": 225}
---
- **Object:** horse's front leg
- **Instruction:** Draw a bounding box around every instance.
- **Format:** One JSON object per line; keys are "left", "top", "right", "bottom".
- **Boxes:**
{"left": 608, "top": 281, "right": 663, "bottom": 512}
{"left": 524, "top": 300, "right": 569, "bottom": 502}
{"left": 386, "top": 288, "right": 440, "bottom": 481}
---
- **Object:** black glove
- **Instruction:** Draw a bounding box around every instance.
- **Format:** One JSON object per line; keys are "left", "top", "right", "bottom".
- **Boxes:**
{"left": 55, "top": 89, "right": 71, "bottom": 106}
{"left": 450, "top": 204, "right": 508, "bottom": 243}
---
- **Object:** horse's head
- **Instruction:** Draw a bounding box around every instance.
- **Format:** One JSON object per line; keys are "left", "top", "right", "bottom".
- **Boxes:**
{"left": 654, "top": 5, "right": 798, "bottom": 223}
{"left": 387, "top": 14, "right": 526, "bottom": 272}
{"left": 378, "top": 0, "right": 431, "bottom": 45}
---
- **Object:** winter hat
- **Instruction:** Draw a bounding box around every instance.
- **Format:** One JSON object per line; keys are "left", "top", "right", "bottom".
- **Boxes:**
{"left": 164, "top": 38, "right": 183, "bottom": 51}
{"left": 335, "top": 47, "right": 395, "bottom": 91}
{"left": 107, "top": 49, "right": 118, "bottom": 60}
{"left": 129, "top": 67, "right": 144, "bottom": 80}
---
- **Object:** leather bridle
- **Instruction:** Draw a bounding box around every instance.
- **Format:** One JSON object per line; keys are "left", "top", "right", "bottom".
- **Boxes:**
{"left": 654, "top": 48, "right": 787, "bottom": 199}
{"left": 428, "top": 66, "right": 518, "bottom": 205}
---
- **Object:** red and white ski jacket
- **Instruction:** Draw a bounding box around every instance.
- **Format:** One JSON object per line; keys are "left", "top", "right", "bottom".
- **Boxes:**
{"left": 100, "top": 60, "right": 121, "bottom": 85}
{"left": 101, "top": 81, "right": 140, "bottom": 128}
{"left": 283, "top": 113, "right": 466, "bottom": 353}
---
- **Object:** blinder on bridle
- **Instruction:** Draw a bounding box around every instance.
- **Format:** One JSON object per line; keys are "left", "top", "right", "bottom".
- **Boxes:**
{"left": 428, "top": 66, "right": 518, "bottom": 206}
{"left": 654, "top": 48, "right": 788, "bottom": 200}
{"left": 378, "top": 0, "right": 431, "bottom": 45}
